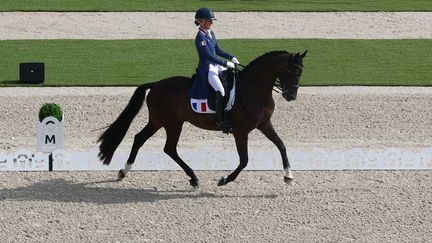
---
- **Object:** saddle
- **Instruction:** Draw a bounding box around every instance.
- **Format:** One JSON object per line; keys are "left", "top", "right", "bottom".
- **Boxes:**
{"left": 190, "top": 69, "right": 237, "bottom": 114}
{"left": 207, "top": 70, "right": 235, "bottom": 111}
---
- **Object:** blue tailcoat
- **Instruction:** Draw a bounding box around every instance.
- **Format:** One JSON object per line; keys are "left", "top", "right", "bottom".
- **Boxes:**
{"left": 189, "top": 28, "right": 234, "bottom": 99}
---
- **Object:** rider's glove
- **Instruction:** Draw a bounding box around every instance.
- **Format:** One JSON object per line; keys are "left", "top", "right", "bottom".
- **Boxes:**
{"left": 231, "top": 57, "right": 240, "bottom": 64}
{"left": 226, "top": 61, "right": 235, "bottom": 69}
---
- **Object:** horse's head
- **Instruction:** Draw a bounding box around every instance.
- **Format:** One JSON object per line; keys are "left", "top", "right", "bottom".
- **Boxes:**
{"left": 240, "top": 50, "right": 308, "bottom": 101}
{"left": 277, "top": 50, "right": 308, "bottom": 101}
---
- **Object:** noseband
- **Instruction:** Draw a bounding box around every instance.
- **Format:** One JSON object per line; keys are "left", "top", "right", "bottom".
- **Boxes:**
{"left": 292, "top": 64, "right": 303, "bottom": 71}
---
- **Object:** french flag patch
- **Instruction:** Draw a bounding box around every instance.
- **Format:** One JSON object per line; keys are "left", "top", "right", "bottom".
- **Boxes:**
{"left": 191, "top": 99, "right": 215, "bottom": 114}
{"left": 200, "top": 41, "right": 206, "bottom": 46}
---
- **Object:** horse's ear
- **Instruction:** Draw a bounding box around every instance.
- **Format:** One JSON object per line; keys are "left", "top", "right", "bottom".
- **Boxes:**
{"left": 301, "top": 50, "right": 308, "bottom": 58}
{"left": 293, "top": 53, "right": 300, "bottom": 62}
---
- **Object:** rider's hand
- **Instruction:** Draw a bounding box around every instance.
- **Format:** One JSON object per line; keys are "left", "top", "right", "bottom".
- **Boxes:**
{"left": 226, "top": 61, "right": 235, "bottom": 69}
{"left": 231, "top": 57, "right": 240, "bottom": 64}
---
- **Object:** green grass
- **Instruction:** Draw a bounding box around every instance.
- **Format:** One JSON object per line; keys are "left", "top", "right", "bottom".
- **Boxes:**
{"left": 1, "top": 0, "right": 431, "bottom": 12}
{"left": 1, "top": 39, "right": 431, "bottom": 86}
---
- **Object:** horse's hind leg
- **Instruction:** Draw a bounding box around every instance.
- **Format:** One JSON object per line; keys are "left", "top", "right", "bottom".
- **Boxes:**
{"left": 218, "top": 131, "right": 249, "bottom": 186}
{"left": 163, "top": 123, "right": 199, "bottom": 187}
{"left": 258, "top": 120, "right": 292, "bottom": 183}
{"left": 118, "top": 122, "right": 160, "bottom": 180}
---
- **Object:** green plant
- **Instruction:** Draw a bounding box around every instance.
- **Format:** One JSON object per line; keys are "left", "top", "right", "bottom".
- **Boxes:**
{"left": 39, "top": 103, "right": 63, "bottom": 122}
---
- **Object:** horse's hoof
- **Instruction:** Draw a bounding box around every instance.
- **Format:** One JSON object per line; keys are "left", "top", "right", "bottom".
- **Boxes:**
{"left": 118, "top": 169, "right": 126, "bottom": 181}
{"left": 217, "top": 176, "right": 227, "bottom": 186}
{"left": 190, "top": 179, "right": 199, "bottom": 188}
{"left": 284, "top": 176, "right": 293, "bottom": 184}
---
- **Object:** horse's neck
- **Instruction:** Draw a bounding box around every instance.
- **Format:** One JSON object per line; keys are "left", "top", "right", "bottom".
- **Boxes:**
{"left": 240, "top": 73, "right": 273, "bottom": 90}
{"left": 238, "top": 72, "right": 275, "bottom": 104}
{"left": 240, "top": 63, "right": 277, "bottom": 92}
{"left": 238, "top": 54, "right": 288, "bottom": 102}
{"left": 242, "top": 55, "right": 285, "bottom": 85}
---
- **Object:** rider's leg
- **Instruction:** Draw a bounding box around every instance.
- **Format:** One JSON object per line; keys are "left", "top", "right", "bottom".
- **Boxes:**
{"left": 208, "top": 64, "right": 225, "bottom": 96}
{"left": 215, "top": 91, "right": 224, "bottom": 125}
{"left": 208, "top": 64, "right": 232, "bottom": 133}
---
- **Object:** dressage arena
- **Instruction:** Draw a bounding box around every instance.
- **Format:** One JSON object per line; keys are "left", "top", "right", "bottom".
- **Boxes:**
{"left": 1, "top": 12, "right": 432, "bottom": 242}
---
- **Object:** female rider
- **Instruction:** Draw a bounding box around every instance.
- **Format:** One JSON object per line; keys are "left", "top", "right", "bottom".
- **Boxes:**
{"left": 193, "top": 7, "right": 240, "bottom": 134}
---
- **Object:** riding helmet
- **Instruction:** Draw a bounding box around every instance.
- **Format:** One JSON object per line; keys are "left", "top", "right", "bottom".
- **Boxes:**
{"left": 195, "top": 7, "right": 216, "bottom": 20}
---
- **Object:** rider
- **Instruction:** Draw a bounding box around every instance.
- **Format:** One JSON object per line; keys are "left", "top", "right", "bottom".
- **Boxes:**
{"left": 194, "top": 7, "right": 240, "bottom": 133}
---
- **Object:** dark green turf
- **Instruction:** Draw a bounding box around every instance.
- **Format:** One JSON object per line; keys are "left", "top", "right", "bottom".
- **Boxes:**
{"left": 1, "top": 0, "right": 431, "bottom": 12}
{"left": 1, "top": 39, "right": 430, "bottom": 86}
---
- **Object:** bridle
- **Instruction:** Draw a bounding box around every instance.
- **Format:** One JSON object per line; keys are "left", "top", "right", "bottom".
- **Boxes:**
{"left": 232, "top": 61, "right": 303, "bottom": 94}
{"left": 274, "top": 63, "right": 303, "bottom": 94}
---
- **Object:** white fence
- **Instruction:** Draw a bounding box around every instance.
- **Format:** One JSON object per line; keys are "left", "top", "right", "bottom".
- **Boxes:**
{"left": 1, "top": 146, "right": 432, "bottom": 171}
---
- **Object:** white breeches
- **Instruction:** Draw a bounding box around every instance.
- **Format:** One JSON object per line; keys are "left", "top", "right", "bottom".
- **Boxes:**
{"left": 208, "top": 64, "right": 227, "bottom": 97}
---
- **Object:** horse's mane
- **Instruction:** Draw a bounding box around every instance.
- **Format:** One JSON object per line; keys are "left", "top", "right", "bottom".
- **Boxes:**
{"left": 242, "top": 51, "right": 291, "bottom": 72}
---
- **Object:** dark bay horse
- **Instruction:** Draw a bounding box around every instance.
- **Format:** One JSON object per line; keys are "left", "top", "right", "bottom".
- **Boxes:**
{"left": 98, "top": 50, "right": 307, "bottom": 187}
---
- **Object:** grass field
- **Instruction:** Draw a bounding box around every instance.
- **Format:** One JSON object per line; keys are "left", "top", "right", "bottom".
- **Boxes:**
{"left": 1, "top": 39, "right": 431, "bottom": 86}
{"left": 1, "top": 0, "right": 431, "bottom": 12}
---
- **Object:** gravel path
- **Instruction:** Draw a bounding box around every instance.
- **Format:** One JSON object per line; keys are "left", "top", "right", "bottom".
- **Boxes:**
{"left": 1, "top": 171, "right": 431, "bottom": 242}
{"left": 1, "top": 12, "right": 432, "bottom": 242}
{"left": 1, "top": 12, "right": 432, "bottom": 40}
{"left": 1, "top": 86, "right": 431, "bottom": 241}
{"left": 1, "top": 87, "right": 431, "bottom": 152}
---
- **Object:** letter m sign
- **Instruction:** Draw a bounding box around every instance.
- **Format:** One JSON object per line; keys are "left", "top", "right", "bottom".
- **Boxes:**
{"left": 45, "top": 135, "right": 56, "bottom": 144}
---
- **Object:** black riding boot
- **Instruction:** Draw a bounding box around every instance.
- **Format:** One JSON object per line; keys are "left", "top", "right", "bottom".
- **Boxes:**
{"left": 215, "top": 91, "right": 232, "bottom": 134}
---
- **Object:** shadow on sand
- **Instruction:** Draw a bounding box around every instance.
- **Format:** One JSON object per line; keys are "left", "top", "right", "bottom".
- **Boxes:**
{"left": 0, "top": 178, "right": 278, "bottom": 204}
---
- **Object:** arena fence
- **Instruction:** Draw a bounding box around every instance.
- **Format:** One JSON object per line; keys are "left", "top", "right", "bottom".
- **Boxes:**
{"left": 1, "top": 146, "right": 431, "bottom": 171}
{"left": 2, "top": 114, "right": 431, "bottom": 172}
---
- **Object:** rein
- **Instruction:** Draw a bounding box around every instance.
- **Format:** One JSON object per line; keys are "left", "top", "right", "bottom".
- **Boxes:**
{"left": 273, "top": 80, "right": 284, "bottom": 93}
{"left": 233, "top": 63, "right": 301, "bottom": 94}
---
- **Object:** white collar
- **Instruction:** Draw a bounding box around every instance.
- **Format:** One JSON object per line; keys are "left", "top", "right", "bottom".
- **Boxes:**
{"left": 199, "top": 28, "right": 212, "bottom": 37}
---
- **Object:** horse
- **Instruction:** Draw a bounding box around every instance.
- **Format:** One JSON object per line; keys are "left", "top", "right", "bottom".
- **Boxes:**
{"left": 98, "top": 50, "right": 307, "bottom": 187}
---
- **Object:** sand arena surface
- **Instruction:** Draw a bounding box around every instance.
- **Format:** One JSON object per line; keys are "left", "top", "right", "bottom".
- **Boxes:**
{"left": 1, "top": 171, "right": 431, "bottom": 242}
{"left": 1, "top": 12, "right": 432, "bottom": 39}
{"left": 1, "top": 86, "right": 431, "bottom": 242}
{"left": 1, "top": 12, "right": 432, "bottom": 242}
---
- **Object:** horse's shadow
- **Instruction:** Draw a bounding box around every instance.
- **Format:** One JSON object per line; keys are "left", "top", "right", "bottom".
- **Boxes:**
{"left": 0, "top": 178, "right": 278, "bottom": 204}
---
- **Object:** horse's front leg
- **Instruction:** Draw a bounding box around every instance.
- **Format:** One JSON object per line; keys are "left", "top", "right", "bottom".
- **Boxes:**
{"left": 258, "top": 120, "right": 292, "bottom": 183}
{"left": 218, "top": 131, "right": 249, "bottom": 186}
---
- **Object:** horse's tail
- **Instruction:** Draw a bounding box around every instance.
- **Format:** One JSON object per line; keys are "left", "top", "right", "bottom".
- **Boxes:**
{"left": 98, "top": 83, "right": 152, "bottom": 165}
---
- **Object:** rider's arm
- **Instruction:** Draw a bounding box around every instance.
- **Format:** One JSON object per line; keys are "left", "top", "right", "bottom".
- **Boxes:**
{"left": 196, "top": 34, "right": 227, "bottom": 66}
{"left": 211, "top": 31, "right": 234, "bottom": 60}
